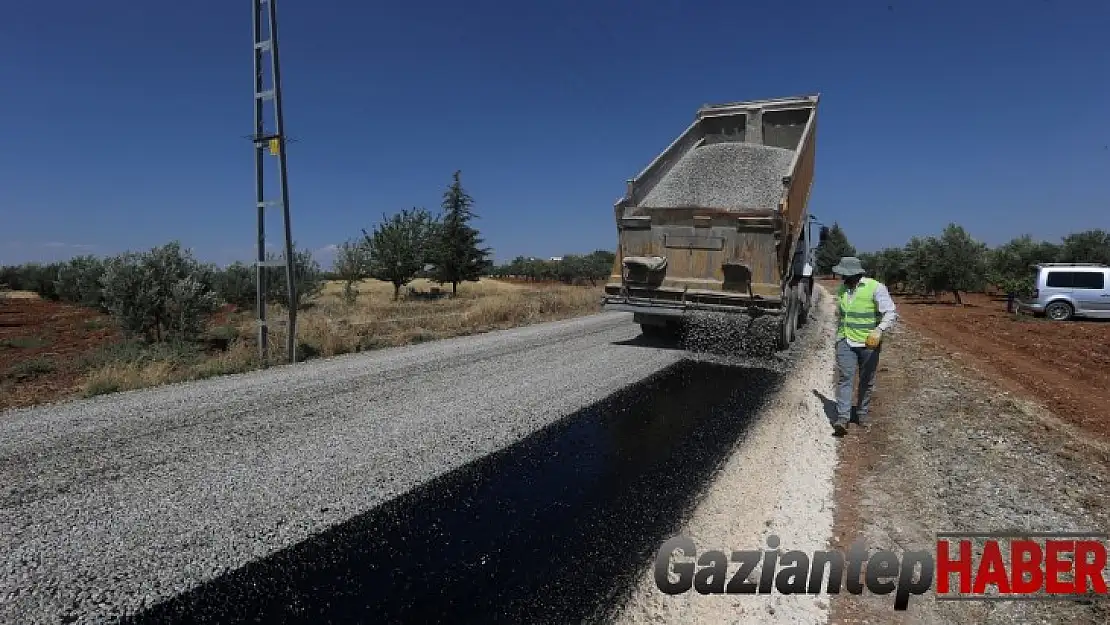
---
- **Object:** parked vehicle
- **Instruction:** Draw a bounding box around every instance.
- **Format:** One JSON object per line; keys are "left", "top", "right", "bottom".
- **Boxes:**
{"left": 1018, "top": 263, "right": 1110, "bottom": 320}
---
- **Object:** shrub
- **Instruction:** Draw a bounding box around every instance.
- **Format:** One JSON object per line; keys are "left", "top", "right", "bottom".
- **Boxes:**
{"left": 99, "top": 242, "right": 220, "bottom": 343}
{"left": 214, "top": 261, "right": 257, "bottom": 310}
{"left": 16, "top": 263, "right": 64, "bottom": 300}
{"left": 54, "top": 255, "right": 107, "bottom": 310}
{"left": 333, "top": 239, "right": 372, "bottom": 304}
{"left": 6, "top": 357, "right": 56, "bottom": 379}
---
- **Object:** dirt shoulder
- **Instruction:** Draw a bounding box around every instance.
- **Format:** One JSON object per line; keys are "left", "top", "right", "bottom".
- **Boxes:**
{"left": 0, "top": 297, "right": 121, "bottom": 411}
{"left": 893, "top": 291, "right": 1110, "bottom": 439}
{"left": 829, "top": 322, "right": 1110, "bottom": 624}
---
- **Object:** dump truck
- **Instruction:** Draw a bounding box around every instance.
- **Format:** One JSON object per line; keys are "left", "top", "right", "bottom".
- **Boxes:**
{"left": 602, "top": 94, "right": 823, "bottom": 350}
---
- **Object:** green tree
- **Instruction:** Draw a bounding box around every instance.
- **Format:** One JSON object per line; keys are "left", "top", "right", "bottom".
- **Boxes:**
{"left": 859, "top": 247, "right": 908, "bottom": 290}
{"left": 363, "top": 208, "right": 437, "bottom": 300}
{"left": 584, "top": 250, "right": 616, "bottom": 285}
{"left": 212, "top": 262, "right": 257, "bottom": 309}
{"left": 54, "top": 255, "right": 107, "bottom": 310}
{"left": 904, "top": 224, "right": 987, "bottom": 304}
{"left": 857, "top": 251, "right": 878, "bottom": 275}
{"left": 985, "top": 235, "right": 1060, "bottom": 296}
{"left": 18, "top": 262, "right": 64, "bottom": 300}
{"left": 877, "top": 247, "right": 909, "bottom": 289}
{"left": 263, "top": 244, "right": 325, "bottom": 309}
{"left": 933, "top": 224, "right": 987, "bottom": 304}
{"left": 814, "top": 222, "right": 856, "bottom": 275}
{"left": 430, "top": 171, "right": 493, "bottom": 295}
{"left": 904, "top": 236, "right": 945, "bottom": 297}
{"left": 332, "top": 238, "right": 372, "bottom": 304}
{"left": 1057, "top": 229, "right": 1110, "bottom": 265}
{"left": 502, "top": 256, "right": 530, "bottom": 279}
{"left": 556, "top": 255, "right": 587, "bottom": 284}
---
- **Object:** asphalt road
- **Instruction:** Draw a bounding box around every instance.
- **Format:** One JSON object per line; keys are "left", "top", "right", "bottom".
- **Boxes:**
{"left": 1, "top": 312, "right": 696, "bottom": 624}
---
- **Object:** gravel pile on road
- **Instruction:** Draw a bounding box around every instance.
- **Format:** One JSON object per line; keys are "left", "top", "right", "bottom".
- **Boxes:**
{"left": 640, "top": 142, "right": 795, "bottom": 210}
{"left": 0, "top": 313, "right": 687, "bottom": 625}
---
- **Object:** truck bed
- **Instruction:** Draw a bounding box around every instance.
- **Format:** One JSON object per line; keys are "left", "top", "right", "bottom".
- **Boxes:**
{"left": 604, "top": 94, "right": 818, "bottom": 312}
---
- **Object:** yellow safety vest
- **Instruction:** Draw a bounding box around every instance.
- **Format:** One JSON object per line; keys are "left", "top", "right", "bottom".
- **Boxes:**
{"left": 837, "top": 278, "right": 881, "bottom": 342}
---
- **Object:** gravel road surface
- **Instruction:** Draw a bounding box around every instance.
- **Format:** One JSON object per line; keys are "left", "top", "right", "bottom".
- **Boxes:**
{"left": 0, "top": 313, "right": 686, "bottom": 624}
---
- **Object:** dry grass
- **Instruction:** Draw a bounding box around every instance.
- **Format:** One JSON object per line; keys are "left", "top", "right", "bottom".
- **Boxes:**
{"left": 80, "top": 278, "right": 602, "bottom": 396}
{"left": 0, "top": 290, "right": 40, "bottom": 300}
{"left": 260, "top": 278, "right": 603, "bottom": 357}
{"left": 82, "top": 340, "right": 260, "bottom": 397}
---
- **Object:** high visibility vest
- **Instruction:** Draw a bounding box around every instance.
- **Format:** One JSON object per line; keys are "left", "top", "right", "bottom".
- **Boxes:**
{"left": 837, "top": 278, "right": 881, "bottom": 342}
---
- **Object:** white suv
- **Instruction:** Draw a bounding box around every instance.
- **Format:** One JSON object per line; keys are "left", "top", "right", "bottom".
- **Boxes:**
{"left": 1018, "top": 263, "right": 1110, "bottom": 321}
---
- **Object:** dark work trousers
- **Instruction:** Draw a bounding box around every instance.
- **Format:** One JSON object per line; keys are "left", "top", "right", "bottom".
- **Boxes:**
{"left": 835, "top": 337, "right": 881, "bottom": 424}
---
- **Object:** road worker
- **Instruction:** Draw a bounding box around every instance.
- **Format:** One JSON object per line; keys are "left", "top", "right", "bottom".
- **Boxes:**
{"left": 831, "top": 256, "right": 897, "bottom": 435}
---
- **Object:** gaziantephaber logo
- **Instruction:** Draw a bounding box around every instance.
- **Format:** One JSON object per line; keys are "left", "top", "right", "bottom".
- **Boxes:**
{"left": 654, "top": 532, "right": 1109, "bottom": 610}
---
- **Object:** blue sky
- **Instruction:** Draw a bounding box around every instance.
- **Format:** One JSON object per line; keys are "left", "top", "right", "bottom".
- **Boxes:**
{"left": 1, "top": 0, "right": 1107, "bottom": 268}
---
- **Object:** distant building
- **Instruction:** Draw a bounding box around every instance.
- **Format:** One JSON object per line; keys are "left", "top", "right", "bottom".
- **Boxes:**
{"left": 549, "top": 257, "right": 563, "bottom": 262}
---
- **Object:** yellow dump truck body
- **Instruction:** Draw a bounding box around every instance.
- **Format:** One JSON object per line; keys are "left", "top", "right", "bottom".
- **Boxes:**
{"left": 602, "top": 94, "right": 819, "bottom": 342}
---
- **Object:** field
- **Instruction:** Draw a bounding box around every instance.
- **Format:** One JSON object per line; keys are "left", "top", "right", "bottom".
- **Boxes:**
{"left": 0, "top": 278, "right": 603, "bottom": 411}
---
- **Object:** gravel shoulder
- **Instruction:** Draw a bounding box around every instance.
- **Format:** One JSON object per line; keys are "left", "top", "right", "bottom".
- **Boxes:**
{"left": 614, "top": 286, "right": 840, "bottom": 625}
{"left": 829, "top": 322, "right": 1110, "bottom": 625}
{"left": 0, "top": 312, "right": 685, "bottom": 625}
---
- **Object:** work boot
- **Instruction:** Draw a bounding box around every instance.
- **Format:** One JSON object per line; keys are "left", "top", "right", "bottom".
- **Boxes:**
{"left": 856, "top": 416, "right": 872, "bottom": 431}
{"left": 832, "top": 419, "right": 849, "bottom": 436}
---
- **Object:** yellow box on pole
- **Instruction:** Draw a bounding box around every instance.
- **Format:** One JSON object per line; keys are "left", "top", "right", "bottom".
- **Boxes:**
{"left": 268, "top": 138, "right": 280, "bottom": 156}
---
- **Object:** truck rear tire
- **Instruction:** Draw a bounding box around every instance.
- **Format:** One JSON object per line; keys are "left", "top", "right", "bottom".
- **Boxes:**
{"left": 796, "top": 280, "right": 811, "bottom": 328}
{"left": 777, "top": 290, "right": 799, "bottom": 350}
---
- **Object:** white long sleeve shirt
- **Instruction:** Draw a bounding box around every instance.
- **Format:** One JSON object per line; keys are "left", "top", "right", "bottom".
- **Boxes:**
{"left": 838, "top": 280, "right": 898, "bottom": 347}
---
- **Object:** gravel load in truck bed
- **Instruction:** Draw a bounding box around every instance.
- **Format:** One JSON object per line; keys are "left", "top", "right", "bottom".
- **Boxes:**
{"left": 640, "top": 142, "right": 796, "bottom": 211}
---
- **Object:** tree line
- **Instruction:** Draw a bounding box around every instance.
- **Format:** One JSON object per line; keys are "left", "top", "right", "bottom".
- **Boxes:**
{"left": 814, "top": 223, "right": 1110, "bottom": 304}
{"left": 0, "top": 242, "right": 326, "bottom": 343}
{"left": 1, "top": 170, "right": 494, "bottom": 340}
{"left": 486, "top": 251, "right": 615, "bottom": 285}
{"left": 0, "top": 170, "right": 606, "bottom": 346}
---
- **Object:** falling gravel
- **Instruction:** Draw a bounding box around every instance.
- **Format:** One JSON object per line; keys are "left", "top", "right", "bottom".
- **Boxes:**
{"left": 0, "top": 313, "right": 686, "bottom": 625}
{"left": 680, "top": 311, "right": 784, "bottom": 366}
{"left": 640, "top": 142, "right": 796, "bottom": 210}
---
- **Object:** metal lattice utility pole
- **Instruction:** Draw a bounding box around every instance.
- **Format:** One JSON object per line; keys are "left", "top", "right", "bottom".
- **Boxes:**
{"left": 252, "top": 0, "right": 297, "bottom": 364}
